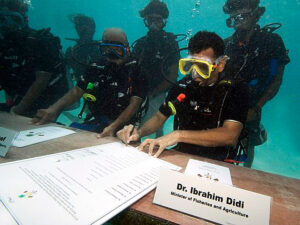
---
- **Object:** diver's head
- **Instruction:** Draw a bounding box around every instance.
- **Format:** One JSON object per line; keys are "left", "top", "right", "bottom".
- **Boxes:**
{"left": 179, "top": 31, "right": 227, "bottom": 87}
{"left": 69, "top": 14, "right": 95, "bottom": 41}
{"left": 100, "top": 28, "right": 130, "bottom": 64}
{"left": 223, "top": 0, "right": 265, "bottom": 30}
{"left": 139, "top": 0, "right": 169, "bottom": 32}
{"left": 0, "top": 0, "right": 28, "bottom": 38}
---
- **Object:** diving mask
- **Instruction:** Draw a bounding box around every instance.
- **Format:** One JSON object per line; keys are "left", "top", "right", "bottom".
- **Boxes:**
{"left": 144, "top": 15, "right": 166, "bottom": 31}
{"left": 99, "top": 41, "right": 130, "bottom": 59}
{"left": 0, "top": 9, "right": 26, "bottom": 35}
{"left": 226, "top": 10, "right": 255, "bottom": 28}
{"left": 179, "top": 56, "right": 221, "bottom": 79}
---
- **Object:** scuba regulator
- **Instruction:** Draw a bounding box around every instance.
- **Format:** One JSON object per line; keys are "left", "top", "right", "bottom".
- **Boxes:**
{"left": 78, "top": 82, "right": 98, "bottom": 119}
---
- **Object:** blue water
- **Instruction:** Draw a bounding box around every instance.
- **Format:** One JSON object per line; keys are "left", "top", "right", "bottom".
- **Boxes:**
{"left": 5, "top": 0, "right": 300, "bottom": 178}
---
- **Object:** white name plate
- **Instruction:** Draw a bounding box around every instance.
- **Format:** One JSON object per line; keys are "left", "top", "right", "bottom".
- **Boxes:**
{"left": 0, "top": 127, "right": 18, "bottom": 157}
{"left": 153, "top": 169, "right": 271, "bottom": 225}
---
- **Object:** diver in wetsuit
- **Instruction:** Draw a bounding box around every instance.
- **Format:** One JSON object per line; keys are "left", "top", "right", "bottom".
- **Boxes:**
{"left": 65, "top": 14, "right": 100, "bottom": 82}
{"left": 117, "top": 31, "right": 249, "bottom": 161}
{"left": 0, "top": 0, "right": 67, "bottom": 117}
{"left": 223, "top": 0, "right": 290, "bottom": 167}
{"left": 32, "top": 28, "right": 147, "bottom": 138}
{"left": 132, "top": 0, "right": 180, "bottom": 138}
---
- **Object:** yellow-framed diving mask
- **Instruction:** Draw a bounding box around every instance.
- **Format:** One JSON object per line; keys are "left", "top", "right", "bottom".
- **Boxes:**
{"left": 179, "top": 56, "right": 223, "bottom": 79}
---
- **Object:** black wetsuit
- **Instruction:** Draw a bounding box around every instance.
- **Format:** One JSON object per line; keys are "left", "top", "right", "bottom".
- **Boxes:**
{"left": 76, "top": 58, "right": 147, "bottom": 132}
{"left": 159, "top": 76, "right": 249, "bottom": 161}
{"left": 0, "top": 28, "right": 67, "bottom": 117}
{"left": 225, "top": 28, "right": 290, "bottom": 124}
{"left": 132, "top": 30, "right": 180, "bottom": 93}
{"left": 225, "top": 28, "right": 290, "bottom": 154}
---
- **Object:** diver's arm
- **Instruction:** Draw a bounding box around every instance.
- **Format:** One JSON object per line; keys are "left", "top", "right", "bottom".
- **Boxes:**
{"left": 176, "top": 121, "right": 243, "bottom": 147}
{"left": 48, "top": 86, "right": 84, "bottom": 113}
{"left": 98, "top": 96, "right": 143, "bottom": 137}
{"left": 247, "top": 65, "right": 285, "bottom": 122}
{"left": 139, "top": 121, "right": 243, "bottom": 157}
{"left": 32, "top": 86, "right": 84, "bottom": 124}
{"left": 149, "top": 63, "right": 178, "bottom": 97}
{"left": 138, "top": 111, "right": 168, "bottom": 137}
{"left": 255, "top": 65, "right": 285, "bottom": 109}
{"left": 11, "top": 71, "right": 51, "bottom": 115}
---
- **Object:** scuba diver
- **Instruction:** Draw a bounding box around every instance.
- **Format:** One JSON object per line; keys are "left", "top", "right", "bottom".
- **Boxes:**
{"left": 65, "top": 14, "right": 100, "bottom": 82}
{"left": 117, "top": 31, "right": 250, "bottom": 162}
{"left": 132, "top": 0, "right": 180, "bottom": 138}
{"left": 32, "top": 28, "right": 147, "bottom": 138}
{"left": 223, "top": 0, "right": 290, "bottom": 167}
{"left": 0, "top": 0, "right": 68, "bottom": 117}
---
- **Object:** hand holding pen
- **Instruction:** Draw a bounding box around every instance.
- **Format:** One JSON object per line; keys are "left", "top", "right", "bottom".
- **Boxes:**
{"left": 117, "top": 124, "right": 141, "bottom": 145}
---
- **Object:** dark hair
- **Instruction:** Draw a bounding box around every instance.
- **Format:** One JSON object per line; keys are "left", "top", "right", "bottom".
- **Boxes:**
{"left": 69, "top": 14, "right": 96, "bottom": 31}
{"left": 223, "top": 0, "right": 260, "bottom": 14}
{"left": 139, "top": 0, "right": 169, "bottom": 19}
{"left": 0, "top": 0, "right": 28, "bottom": 16}
{"left": 188, "top": 31, "right": 224, "bottom": 58}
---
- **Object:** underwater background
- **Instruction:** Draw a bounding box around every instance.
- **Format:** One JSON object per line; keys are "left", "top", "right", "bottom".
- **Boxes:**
{"left": 2, "top": 0, "right": 299, "bottom": 178}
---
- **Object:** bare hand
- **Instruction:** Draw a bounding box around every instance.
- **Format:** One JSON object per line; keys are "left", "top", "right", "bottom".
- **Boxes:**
{"left": 138, "top": 131, "right": 179, "bottom": 158}
{"left": 31, "top": 108, "right": 58, "bottom": 125}
{"left": 97, "top": 126, "right": 115, "bottom": 138}
{"left": 10, "top": 105, "right": 24, "bottom": 115}
{"left": 116, "top": 124, "right": 140, "bottom": 144}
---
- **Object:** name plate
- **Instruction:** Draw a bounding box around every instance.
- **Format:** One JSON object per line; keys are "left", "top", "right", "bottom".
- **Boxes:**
{"left": 153, "top": 169, "right": 271, "bottom": 225}
{"left": 0, "top": 127, "right": 18, "bottom": 157}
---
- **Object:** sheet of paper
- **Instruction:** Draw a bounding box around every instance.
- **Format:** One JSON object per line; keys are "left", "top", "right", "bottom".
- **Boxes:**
{"left": 12, "top": 126, "right": 75, "bottom": 147}
{"left": 0, "top": 127, "right": 19, "bottom": 157}
{"left": 0, "top": 200, "right": 18, "bottom": 225}
{"left": 184, "top": 159, "right": 232, "bottom": 186}
{"left": 0, "top": 142, "right": 181, "bottom": 225}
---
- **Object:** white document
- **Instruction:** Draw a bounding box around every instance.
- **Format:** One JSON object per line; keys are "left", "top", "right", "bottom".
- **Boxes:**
{"left": 0, "top": 127, "right": 19, "bottom": 157}
{"left": 0, "top": 200, "right": 17, "bottom": 225}
{"left": 12, "top": 126, "right": 75, "bottom": 147}
{"left": 184, "top": 159, "right": 233, "bottom": 186}
{"left": 0, "top": 142, "right": 181, "bottom": 225}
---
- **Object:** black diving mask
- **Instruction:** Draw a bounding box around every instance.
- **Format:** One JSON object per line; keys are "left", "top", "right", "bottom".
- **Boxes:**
{"left": 226, "top": 11, "right": 254, "bottom": 28}
{"left": 144, "top": 16, "right": 166, "bottom": 31}
{"left": 0, "top": 9, "right": 26, "bottom": 36}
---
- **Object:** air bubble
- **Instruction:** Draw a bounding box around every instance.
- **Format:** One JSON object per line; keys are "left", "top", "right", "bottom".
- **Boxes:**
{"left": 191, "top": 0, "right": 201, "bottom": 18}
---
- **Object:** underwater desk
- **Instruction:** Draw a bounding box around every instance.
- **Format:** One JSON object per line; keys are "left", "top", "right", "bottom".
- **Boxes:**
{"left": 0, "top": 112, "right": 299, "bottom": 225}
